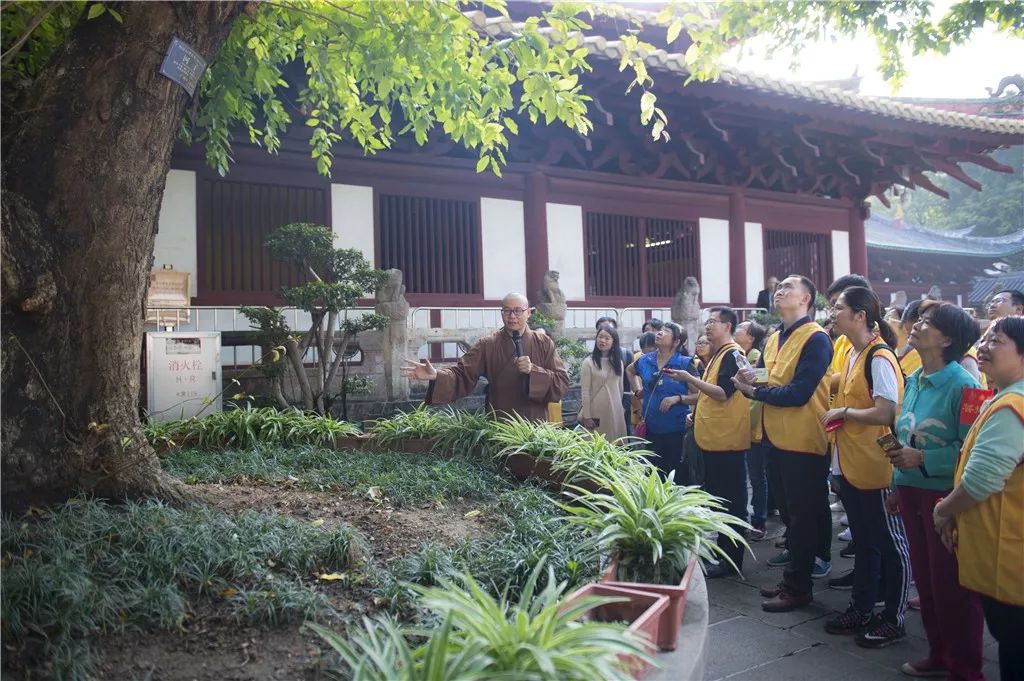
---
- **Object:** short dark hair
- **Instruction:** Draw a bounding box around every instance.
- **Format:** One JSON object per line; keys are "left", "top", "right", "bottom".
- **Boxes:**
{"left": 788, "top": 274, "right": 818, "bottom": 313}
{"left": 642, "top": 318, "right": 664, "bottom": 332}
{"left": 662, "top": 321, "right": 687, "bottom": 353}
{"left": 995, "top": 289, "right": 1024, "bottom": 309}
{"left": 638, "top": 331, "right": 657, "bottom": 350}
{"left": 708, "top": 306, "right": 738, "bottom": 334}
{"left": 827, "top": 274, "right": 871, "bottom": 298}
{"left": 919, "top": 301, "right": 981, "bottom": 364}
{"left": 992, "top": 315, "right": 1024, "bottom": 354}
{"left": 595, "top": 315, "right": 617, "bottom": 330}
{"left": 902, "top": 299, "right": 923, "bottom": 325}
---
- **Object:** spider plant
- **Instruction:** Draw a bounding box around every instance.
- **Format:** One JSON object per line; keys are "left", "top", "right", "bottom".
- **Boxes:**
{"left": 412, "top": 559, "right": 652, "bottom": 681}
{"left": 561, "top": 467, "right": 750, "bottom": 584}
{"left": 370, "top": 405, "right": 449, "bottom": 444}
{"left": 549, "top": 432, "right": 651, "bottom": 486}
{"left": 432, "top": 408, "right": 501, "bottom": 458}
{"left": 489, "top": 414, "right": 583, "bottom": 461}
{"left": 308, "top": 613, "right": 490, "bottom": 681}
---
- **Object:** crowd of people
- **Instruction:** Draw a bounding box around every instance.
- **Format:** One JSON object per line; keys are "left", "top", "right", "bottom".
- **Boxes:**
{"left": 403, "top": 282, "right": 1023, "bottom": 681}
{"left": 577, "top": 278, "right": 1023, "bottom": 680}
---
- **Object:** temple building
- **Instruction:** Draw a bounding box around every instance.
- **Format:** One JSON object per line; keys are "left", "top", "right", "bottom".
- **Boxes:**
{"left": 153, "top": 10, "right": 1024, "bottom": 321}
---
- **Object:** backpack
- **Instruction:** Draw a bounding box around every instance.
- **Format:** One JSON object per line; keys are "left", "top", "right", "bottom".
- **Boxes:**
{"left": 862, "top": 343, "right": 904, "bottom": 393}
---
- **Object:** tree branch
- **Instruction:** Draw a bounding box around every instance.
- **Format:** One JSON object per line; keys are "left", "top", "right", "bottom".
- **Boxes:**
{"left": 1, "top": 3, "right": 58, "bottom": 67}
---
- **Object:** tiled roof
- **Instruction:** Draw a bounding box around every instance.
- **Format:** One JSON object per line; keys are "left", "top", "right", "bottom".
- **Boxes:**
{"left": 970, "top": 272, "right": 1024, "bottom": 304}
{"left": 465, "top": 11, "right": 1024, "bottom": 137}
{"left": 866, "top": 215, "right": 1024, "bottom": 257}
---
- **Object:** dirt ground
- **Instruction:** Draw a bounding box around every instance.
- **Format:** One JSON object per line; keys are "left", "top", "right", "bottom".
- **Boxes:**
{"left": 89, "top": 482, "right": 492, "bottom": 681}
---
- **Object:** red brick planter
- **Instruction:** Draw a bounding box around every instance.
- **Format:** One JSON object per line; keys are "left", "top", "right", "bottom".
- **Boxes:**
{"left": 601, "top": 553, "right": 699, "bottom": 652}
{"left": 561, "top": 582, "right": 669, "bottom": 679}
{"left": 333, "top": 433, "right": 374, "bottom": 451}
{"left": 501, "top": 453, "right": 606, "bottom": 494}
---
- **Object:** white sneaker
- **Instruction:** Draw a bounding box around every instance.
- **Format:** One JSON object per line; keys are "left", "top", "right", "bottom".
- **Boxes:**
{"left": 830, "top": 501, "right": 844, "bottom": 512}
{"left": 838, "top": 527, "right": 852, "bottom": 542}
{"left": 840, "top": 514, "right": 849, "bottom": 526}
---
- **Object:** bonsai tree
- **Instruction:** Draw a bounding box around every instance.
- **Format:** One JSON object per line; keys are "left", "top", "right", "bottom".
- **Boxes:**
{"left": 242, "top": 223, "right": 389, "bottom": 414}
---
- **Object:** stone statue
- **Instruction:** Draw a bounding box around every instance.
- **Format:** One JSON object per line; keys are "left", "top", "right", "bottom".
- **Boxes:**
{"left": 535, "top": 270, "right": 567, "bottom": 338}
{"left": 926, "top": 285, "right": 943, "bottom": 301}
{"left": 986, "top": 74, "right": 1024, "bottom": 98}
{"left": 671, "top": 276, "right": 701, "bottom": 354}
{"left": 374, "top": 269, "right": 410, "bottom": 401}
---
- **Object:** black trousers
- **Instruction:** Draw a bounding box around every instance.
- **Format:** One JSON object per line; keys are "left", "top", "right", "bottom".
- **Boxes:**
{"left": 981, "top": 595, "right": 1024, "bottom": 681}
{"left": 767, "top": 447, "right": 832, "bottom": 563}
{"left": 701, "top": 449, "right": 749, "bottom": 571}
{"left": 766, "top": 447, "right": 831, "bottom": 595}
{"left": 645, "top": 431, "right": 685, "bottom": 482}
{"left": 839, "top": 478, "right": 911, "bottom": 624}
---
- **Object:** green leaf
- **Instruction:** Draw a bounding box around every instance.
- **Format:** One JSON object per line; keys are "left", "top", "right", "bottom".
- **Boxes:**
{"left": 87, "top": 3, "right": 105, "bottom": 20}
{"left": 475, "top": 155, "right": 489, "bottom": 173}
{"left": 667, "top": 20, "right": 683, "bottom": 44}
{"left": 106, "top": 7, "right": 123, "bottom": 24}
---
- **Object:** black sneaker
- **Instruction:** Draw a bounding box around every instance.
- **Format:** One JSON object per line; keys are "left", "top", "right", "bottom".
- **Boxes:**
{"left": 856, "top": 616, "right": 906, "bottom": 648}
{"left": 840, "top": 542, "right": 856, "bottom": 559}
{"left": 828, "top": 569, "right": 855, "bottom": 590}
{"left": 825, "top": 608, "right": 871, "bottom": 635}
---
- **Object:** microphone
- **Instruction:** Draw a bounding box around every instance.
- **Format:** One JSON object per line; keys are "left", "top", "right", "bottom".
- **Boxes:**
{"left": 510, "top": 330, "right": 523, "bottom": 358}
{"left": 510, "top": 330, "right": 528, "bottom": 395}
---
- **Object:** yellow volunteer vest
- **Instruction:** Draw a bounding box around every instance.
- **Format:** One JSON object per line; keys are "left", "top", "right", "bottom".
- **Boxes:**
{"left": 899, "top": 347, "right": 922, "bottom": 376}
{"left": 964, "top": 346, "right": 988, "bottom": 389}
{"left": 834, "top": 338, "right": 904, "bottom": 489}
{"left": 954, "top": 392, "right": 1024, "bottom": 606}
{"left": 761, "top": 321, "right": 832, "bottom": 455}
{"left": 830, "top": 334, "right": 853, "bottom": 376}
{"left": 695, "top": 342, "right": 751, "bottom": 452}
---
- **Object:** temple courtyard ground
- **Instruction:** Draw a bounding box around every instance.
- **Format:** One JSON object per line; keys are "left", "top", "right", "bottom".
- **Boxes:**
{"left": 703, "top": 510, "right": 1000, "bottom": 681}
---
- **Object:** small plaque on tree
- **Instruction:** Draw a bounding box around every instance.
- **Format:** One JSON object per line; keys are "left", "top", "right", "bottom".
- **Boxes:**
{"left": 159, "top": 37, "right": 207, "bottom": 97}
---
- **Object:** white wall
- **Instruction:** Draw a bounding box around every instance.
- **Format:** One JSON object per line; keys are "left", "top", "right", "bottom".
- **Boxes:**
{"left": 331, "top": 184, "right": 375, "bottom": 263}
{"left": 831, "top": 230, "right": 851, "bottom": 279}
{"left": 480, "top": 198, "right": 526, "bottom": 299}
{"left": 153, "top": 169, "right": 198, "bottom": 295}
{"left": 745, "top": 222, "right": 764, "bottom": 305}
{"left": 546, "top": 203, "right": 586, "bottom": 301}
{"left": 698, "top": 218, "right": 730, "bottom": 303}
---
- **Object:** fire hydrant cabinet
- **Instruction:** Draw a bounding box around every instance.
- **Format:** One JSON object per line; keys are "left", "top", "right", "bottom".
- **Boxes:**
{"left": 146, "top": 332, "right": 223, "bottom": 423}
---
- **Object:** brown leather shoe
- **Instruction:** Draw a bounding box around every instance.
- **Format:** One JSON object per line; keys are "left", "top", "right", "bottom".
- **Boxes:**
{"left": 760, "top": 582, "right": 786, "bottom": 598}
{"left": 761, "top": 589, "right": 813, "bottom": 612}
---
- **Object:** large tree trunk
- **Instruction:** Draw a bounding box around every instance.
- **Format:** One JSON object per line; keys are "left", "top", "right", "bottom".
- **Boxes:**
{"left": 1, "top": 2, "right": 244, "bottom": 511}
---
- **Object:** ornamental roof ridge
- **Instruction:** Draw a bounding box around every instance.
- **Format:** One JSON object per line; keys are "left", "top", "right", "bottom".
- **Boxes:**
{"left": 463, "top": 10, "right": 1024, "bottom": 136}
{"left": 866, "top": 214, "right": 1024, "bottom": 256}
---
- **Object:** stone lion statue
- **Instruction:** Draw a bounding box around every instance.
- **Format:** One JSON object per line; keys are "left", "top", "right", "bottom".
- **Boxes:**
{"left": 926, "top": 285, "right": 942, "bottom": 302}
{"left": 535, "top": 270, "right": 567, "bottom": 338}
{"left": 671, "top": 276, "right": 701, "bottom": 354}
{"left": 375, "top": 268, "right": 405, "bottom": 305}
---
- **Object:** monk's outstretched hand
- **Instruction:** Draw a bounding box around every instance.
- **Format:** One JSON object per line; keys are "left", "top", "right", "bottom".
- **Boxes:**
{"left": 401, "top": 357, "right": 437, "bottom": 381}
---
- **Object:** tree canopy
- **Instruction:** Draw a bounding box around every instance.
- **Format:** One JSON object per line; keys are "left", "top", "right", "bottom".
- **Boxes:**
{"left": 5, "top": 0, "right": 1023, "bottom": 178}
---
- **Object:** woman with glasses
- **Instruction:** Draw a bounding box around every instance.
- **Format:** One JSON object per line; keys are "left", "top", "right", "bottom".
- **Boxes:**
{"left": 886, "top": 301, "right": 983, "bottom": 679}
{"left": 627, "top": 322, "right": 697, "bottom": 480}
{"left": 579, "top": 323, "right": 627, "bottom": 440}
{"left": 935, "top": 316, "right": 1024, "bottom": 681}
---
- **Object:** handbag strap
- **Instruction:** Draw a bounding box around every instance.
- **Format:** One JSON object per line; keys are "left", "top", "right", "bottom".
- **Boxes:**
{"left": 640, "top": 367, "right": 664, "bottom": 421}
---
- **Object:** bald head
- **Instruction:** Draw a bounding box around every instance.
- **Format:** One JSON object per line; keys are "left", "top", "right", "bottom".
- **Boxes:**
{"left": 500, "top": 292, "right": 531, "bottom": 333}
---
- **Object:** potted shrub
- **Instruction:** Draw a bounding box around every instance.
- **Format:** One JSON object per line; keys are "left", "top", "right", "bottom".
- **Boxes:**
{"left": 563, "top": 466, "right": 749, "bottom": 651}
{"left": 313, "top": 560, "right": 656, "bottom": 680}
{"left": 432, "top": 407, "right": 500, "bottom": 459}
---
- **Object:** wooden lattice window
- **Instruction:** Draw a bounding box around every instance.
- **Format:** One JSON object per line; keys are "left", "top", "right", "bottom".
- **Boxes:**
{"left": 586, "top": 212, "right": 699, "bottom": 298}
{"left": 378, "top": 194, "right": 480, "bottom": 295}
{"left": 201, "top": 179, "right": 324, "bottom": 302}
{"left": 763, "top": 229, "right": 833, "bottom": 293}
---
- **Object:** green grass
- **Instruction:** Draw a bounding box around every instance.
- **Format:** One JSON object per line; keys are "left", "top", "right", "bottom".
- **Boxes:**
{"left": 1, "top": 498, "right": 364, "bottom": 680}
{"left": 382, "top": 486, "right": 599, "bottom": 615}
{"left": 162, "top": 445, "right": 513, "bottom": 506}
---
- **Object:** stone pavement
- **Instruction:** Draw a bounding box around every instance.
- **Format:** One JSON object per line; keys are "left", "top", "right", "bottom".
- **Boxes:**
{"left": 703, "top": 511, "right": 1000, "bottom": 681}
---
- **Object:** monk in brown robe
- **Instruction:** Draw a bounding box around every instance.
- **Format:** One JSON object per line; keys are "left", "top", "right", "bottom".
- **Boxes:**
{"left": 400, "top": 293, "right": 569, "bottom": 420}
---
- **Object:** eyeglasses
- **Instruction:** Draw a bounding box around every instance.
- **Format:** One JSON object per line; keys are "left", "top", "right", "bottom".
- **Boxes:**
{"left": 501, "top": 307, "right": 530, "bottom": 317}
{"left": 704, "top": 318, "right": 723, "bottom": 326}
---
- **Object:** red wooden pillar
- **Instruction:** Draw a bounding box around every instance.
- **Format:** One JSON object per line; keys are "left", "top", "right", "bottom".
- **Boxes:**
{"left": 523, "top": 170, "right": 549, "bottom": 301}
{"left": 728, "top": 190, "right": 747, "bottom": 307}
{"left": 849, "top": 201, "right": 868, "bottom": 276}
